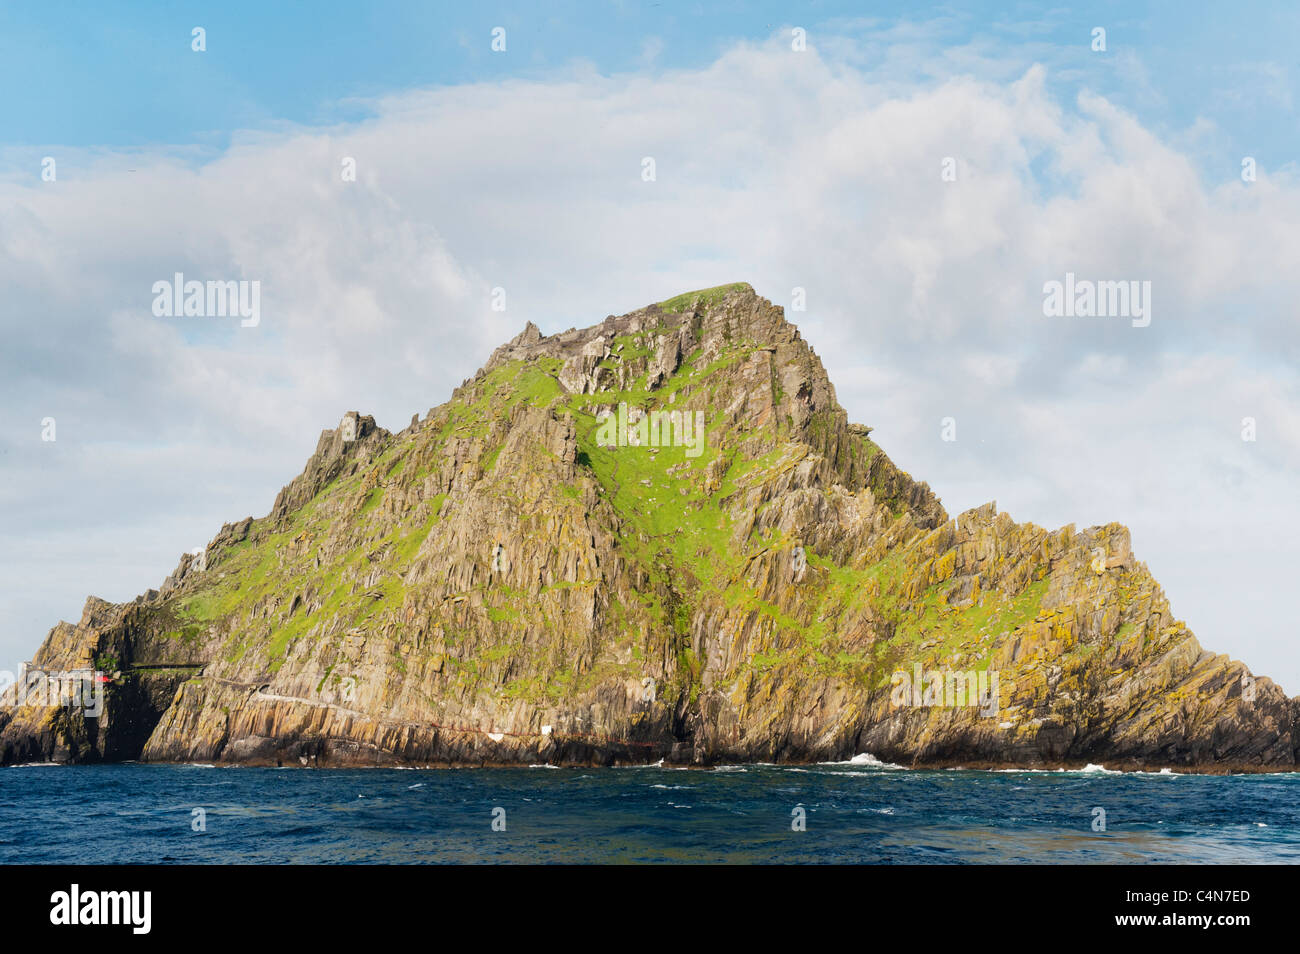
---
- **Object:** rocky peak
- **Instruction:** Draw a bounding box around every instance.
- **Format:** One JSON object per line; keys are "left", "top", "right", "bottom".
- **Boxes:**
{"left": 270, "top": 412, "right": 389, "bottom": 524}
{"left": 511, "top": 321, "right": 543, "bottom": 347}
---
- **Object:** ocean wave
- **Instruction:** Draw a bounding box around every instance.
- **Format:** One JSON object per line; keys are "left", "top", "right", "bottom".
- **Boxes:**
{"left": 1054, "top": 763, "right": 1122, "bottom": 775}
{"left": 821, "top": 752, "right": 906, "bottom": 770}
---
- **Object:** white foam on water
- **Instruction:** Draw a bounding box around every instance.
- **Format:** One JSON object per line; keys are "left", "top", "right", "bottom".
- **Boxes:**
{"left": 528, "top": 764, "right": 559, "bottom": 769}
{"left": 821, "top": 752, "right": 906, "bottom": 770}
{"left": 1058, "top": 763, "right": 1121, "bottom": 774}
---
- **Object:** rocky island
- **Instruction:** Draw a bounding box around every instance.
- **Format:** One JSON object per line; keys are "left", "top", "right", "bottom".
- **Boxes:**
{"left": 2, "top": 284, "right": 1295, "bottom": 770}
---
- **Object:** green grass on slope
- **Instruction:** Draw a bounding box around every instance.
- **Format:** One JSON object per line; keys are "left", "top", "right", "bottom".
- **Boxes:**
{"left": 560, "top": 314, "right": 1052, "bottom": 694}
{"left": 162, "top": 297, "right": 1050, "bottom": 706}
{"left": 168, "top": 358, "right": 585, "bottom": 682}
{"left": 657, "top": 282, "right": 752, "bottom": 314}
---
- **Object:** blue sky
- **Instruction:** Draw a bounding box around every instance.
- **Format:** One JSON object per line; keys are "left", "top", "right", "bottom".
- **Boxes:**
{"left": 2, "top": 2, "right": 1299, "bottom": 696}
{"left": 2, "top": 1, "right": 1296, "bottom": 172}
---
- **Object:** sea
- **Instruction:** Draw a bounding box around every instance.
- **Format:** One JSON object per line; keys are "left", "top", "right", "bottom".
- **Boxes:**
{"left": 2, "top": 756, "right": 1296, "bottom": 864}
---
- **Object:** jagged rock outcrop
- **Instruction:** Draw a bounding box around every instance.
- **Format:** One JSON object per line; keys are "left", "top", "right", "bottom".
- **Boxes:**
{"left": 2, "top": 282, "right": 1295, "bottom": 770}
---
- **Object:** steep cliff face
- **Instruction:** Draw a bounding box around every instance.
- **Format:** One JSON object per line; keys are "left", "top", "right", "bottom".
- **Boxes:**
{"left": 3, "top": 283, "right": 1295, "bottom": 769}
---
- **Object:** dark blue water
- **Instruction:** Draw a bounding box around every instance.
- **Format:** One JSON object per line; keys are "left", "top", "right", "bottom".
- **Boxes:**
{"left": 1, "top": 759, "right": 1296, "bottom": 863}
